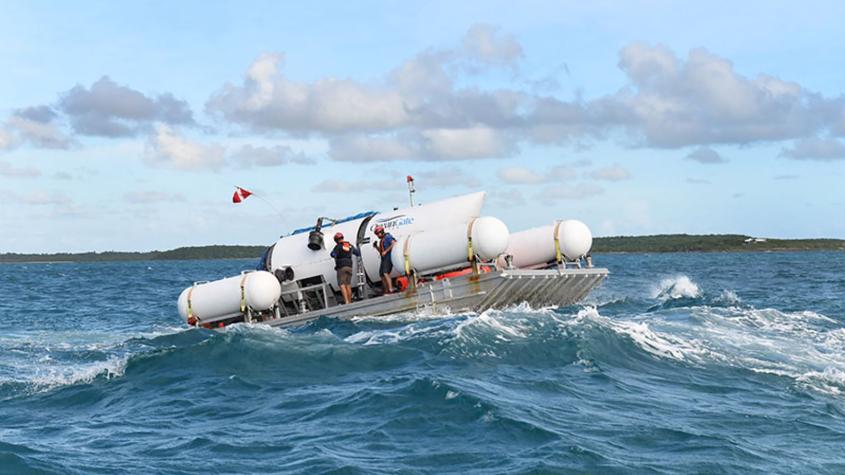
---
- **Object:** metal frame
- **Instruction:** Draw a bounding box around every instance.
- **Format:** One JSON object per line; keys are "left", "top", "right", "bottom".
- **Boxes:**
{"left": 260, "top": 266, "right": 609, "bottom": 329}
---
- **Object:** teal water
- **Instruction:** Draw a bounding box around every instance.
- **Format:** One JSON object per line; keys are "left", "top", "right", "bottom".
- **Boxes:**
{"left": 1, "top": 252, "right": 844, "bottom": 474}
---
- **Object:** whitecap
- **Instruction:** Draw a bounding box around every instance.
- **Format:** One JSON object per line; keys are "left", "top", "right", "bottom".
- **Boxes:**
{"left": 651, "top": 275, "right": 702, "bottom": 300}
{"left": 29, "top": 355, "right": 129, "bottom": 391}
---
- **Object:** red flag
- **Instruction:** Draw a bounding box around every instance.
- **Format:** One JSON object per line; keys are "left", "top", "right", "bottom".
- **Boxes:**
{"left": 232, "top": 187, "right": 253, "bottom": 203}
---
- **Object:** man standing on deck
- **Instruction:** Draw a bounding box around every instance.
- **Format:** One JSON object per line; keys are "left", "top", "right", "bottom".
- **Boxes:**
{"left": 330, "top": 232, "right": 360, "bottom": 304}
{"left": 374, "top": 225, "right": 396, "bottom": 294}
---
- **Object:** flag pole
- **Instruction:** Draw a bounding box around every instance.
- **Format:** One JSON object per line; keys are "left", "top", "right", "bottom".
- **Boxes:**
{"left": 406, "top": 175, "right": 415, "bottom": 207}
{"left": 233, "top": 186, "right": 284, "bottom": 219}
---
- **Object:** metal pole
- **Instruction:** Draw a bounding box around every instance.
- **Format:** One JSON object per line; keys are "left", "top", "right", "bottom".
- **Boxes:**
{"left": 406, "top": 175, "right": 415, "bottom": 207}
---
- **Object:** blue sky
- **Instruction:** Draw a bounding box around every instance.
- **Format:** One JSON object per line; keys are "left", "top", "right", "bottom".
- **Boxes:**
{"left": 1, "top": 1, "right": 844, "bottom": 253}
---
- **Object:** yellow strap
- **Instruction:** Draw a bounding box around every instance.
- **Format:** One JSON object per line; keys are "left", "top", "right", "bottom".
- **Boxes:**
{"left": 466, "top": 218, "right": 477, "bottom": 262}
{"left": 403, "top": 237, "right": 412, "bottom": 276}
{"left": 553, "top": 220, "right": 563, "bottom": 264}
{"left": 467, "top": 218, "right": 479, "bottom": 274}
{"left": 239, "top": 274, "right": 248, "bottom": 313}
{"left": 187, "top": 286, "right": 195, "bottom": 319}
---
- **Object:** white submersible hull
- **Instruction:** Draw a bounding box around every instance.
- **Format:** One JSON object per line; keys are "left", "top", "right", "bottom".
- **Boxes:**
{"left": 177, "top": 192, "right": 608, "bottom": 329}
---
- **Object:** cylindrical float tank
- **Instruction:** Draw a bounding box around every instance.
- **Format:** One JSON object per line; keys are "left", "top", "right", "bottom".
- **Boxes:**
{"left": 177, "top": 271, "right": 282, "bottom": 324}
{"left": 498, "top": 219, "right": 593, "bottom": 269}
{"left": 391, "top": 217, "right": 510, "bottom": 275}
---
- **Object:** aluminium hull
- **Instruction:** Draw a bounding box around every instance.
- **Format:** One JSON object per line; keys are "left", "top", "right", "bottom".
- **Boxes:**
{"left": 264, "top": 267, "right": 609, "bottom": 329}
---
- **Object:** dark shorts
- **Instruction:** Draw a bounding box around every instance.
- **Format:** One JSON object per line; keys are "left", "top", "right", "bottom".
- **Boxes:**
{"left": 379, "top": 257, "right": 393, "bottom": 276}
{"left": 337, "top": 267, "right": 353, "bottom": 286}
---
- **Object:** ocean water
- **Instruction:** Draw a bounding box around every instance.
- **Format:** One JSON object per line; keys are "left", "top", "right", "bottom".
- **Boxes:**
{"left": 1, "top": 252, "right": 844, "bottom": 474}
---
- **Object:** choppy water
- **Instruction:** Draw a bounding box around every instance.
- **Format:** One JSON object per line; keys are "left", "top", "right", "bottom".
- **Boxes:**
{"left": 1, "top": 252, "right": 844, "bottom": 474}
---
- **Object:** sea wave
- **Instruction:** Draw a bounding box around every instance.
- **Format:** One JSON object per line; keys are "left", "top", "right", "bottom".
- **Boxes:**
{"left": 2, "top": 296, "right": 843, "bottom": 403}
{"left": 652, "top": 275, "right": 702, "bottom": 300}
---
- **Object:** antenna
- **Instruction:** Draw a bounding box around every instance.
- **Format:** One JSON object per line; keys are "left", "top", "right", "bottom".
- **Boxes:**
{"left": 406, "top": 175, "right": 415, "bottom": 207}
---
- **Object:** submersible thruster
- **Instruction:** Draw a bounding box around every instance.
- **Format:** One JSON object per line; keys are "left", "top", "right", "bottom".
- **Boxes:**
{"left": 177, "top": 192, "right": 607, "bottom": 328}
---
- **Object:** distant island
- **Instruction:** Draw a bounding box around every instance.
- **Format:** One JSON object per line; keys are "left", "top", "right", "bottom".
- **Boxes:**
{"left": 1, "top": 235, "right": 844, "bottom": 264}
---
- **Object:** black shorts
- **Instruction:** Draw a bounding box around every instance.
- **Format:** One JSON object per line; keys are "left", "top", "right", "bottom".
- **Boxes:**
{"left": 379, "top": 257, "right": 393, "bottom": 276}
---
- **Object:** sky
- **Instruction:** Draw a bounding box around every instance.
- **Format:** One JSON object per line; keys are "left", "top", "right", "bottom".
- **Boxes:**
{"left": 1, "top": 0, "right": 844, "bottom": 253}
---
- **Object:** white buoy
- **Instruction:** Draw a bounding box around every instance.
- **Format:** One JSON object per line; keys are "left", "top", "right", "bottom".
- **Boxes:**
{"left": 390, "top": 217, "right": 510, "bottom": 275}
{"left": 177, "top": 271, "right": 282, "bottom": 324}
{"left": 498, "top": 219, "right": 593, "bottom": 269}
{"left": 557, "top": 219, "right": 593, "bottom": 261}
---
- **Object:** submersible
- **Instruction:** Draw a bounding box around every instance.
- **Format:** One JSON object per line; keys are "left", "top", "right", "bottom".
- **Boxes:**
{"left": 177, "top": 192, "right": 608, "bottom": 328}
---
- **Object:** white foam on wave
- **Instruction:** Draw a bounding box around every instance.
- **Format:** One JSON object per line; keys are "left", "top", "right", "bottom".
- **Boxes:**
{"left": 560, "top": 307, "right": 713, "bottom": 363}
{"left": 343, "top": 306, "right": 545, "bottom": 351}
{"left": 651, "top": 275, "right": 701, "bottom": 300}
{"left": 797, "top": 368, "right": 845, "bottom": 395}
{"left": 715, "top": 289, "right": 741, "bottom": 305}
{"left": 28, "top": 355, "right": 129, "bottom": 392}
{"left": 218, "top": 322, "right": 292, "bottom": 338}
{"left": 349, "top": 306, "right": 467, "bottom": 324}
{"left": 559, "top": 304, "right": 845, "bottom": 397}
{"left": 344, "top": 320, "right": 453, "bottom": 346}
{"left": 0, "top": 325, "right": 191, "bottom": 395}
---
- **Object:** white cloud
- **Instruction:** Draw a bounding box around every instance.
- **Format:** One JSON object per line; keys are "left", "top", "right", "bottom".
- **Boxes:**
{"left": 145, "top": 125, "right": 225, "bottom": 171}
{"left": 19, "top": 191, "right": 72, "bottom": 206}
{"left": 60, "top": 76, "right": 193, "bottom": 137}
{"left": 498, "top": 166, "right": 545, "bottom": 184}
{"left": 539, "top": 183, "right": 604, "bottom": 202}
{"left": 1, "top": 106, "right": 73, "bottom": 151}
{"left": 208, "top": 53, "right": 409, "bottom": 133}
{"left": 330, "top": 127, "right": 513, "bottom": 162}
{"left": 685, "top": 147, "right": 728, "bottom": 164}
{"left": 610, "top": 43, "right": 829, "bottom": 147}
{"left": 488, "top": 189, "right": 527, "bottom": 208}
{"left": 329, "top": 135, "right": 417, "bottom": 162}
{"left": 0, "top": 161, "right": 41, "bottom": 178}
{"left": 590, "top": 164, "right": 631, "bottom": 181}
{"left": 124, "top": 191, "right": 186, "bottom": 204}
{"left": 497, "top": 164, "right": 577, "bottom": 184}
{"left": 421, "top": 126, "right": 509, "bottom": 159}
{"left": 204, "top": 29, "right": 845, "bottom": 164}
{"left": 231, "top": 144, "right": 316, "bottom": 167}
{"left": 414, "top": 168, "right": 481, "bottom": 188}
{"left": 0, "top": 129, "right": 17, "bottom": 150}
{"left": 779, "top": 137, "right": 845, "bottom": 161}
{"left": 462, "top": 23, "right": 523, "bottom": 67}
{"left": 7, "top": 115, "right": 73, "bottom": 150}
{"left": 311, "top": 178, "right": 405, "bottom": 193}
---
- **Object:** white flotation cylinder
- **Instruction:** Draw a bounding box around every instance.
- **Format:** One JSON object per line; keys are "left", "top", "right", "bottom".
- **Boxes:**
{"left": 498, "top": 219, "right": 593, "bottom": 269}
{"left": 391, "top": 217, "right": 510, "bottom": 276}
{"left": 177, "top": 271, "right": 282, "bottom": 324}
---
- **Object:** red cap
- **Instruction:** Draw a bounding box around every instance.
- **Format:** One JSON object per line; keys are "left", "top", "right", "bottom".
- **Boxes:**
{"left": 374, "top": 225, "right": 385, "bottom": 234}
{"left": 334, "top": 232, "right": 344, "bottom": 242}
{"left": 406, "top": 175, "right": 414, "bottom": 182}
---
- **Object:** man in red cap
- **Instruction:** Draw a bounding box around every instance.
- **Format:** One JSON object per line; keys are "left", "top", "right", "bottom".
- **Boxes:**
{"left": 330, "top": 232, "right": 360, "bottom": 304}
{"left": 373, "top": 225, "right": 396, "bottom": 294}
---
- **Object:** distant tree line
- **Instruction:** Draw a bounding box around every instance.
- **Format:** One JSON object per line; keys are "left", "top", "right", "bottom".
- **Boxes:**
{"left": 2, "top": 235, "right": 844, "bottom": 264}
{"left": 591, "top": 234, "right": 845, "bottom": 253}
{"left": 0, "top": 245, "right": 267, "bottom": 264}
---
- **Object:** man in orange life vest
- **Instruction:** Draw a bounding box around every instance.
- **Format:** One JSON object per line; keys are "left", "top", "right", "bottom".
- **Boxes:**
{"left": 330, "top": 232, "right": 360, "bottom": 304}
{"left": 373, "top": 225, "right": 396, "bottom": 294}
